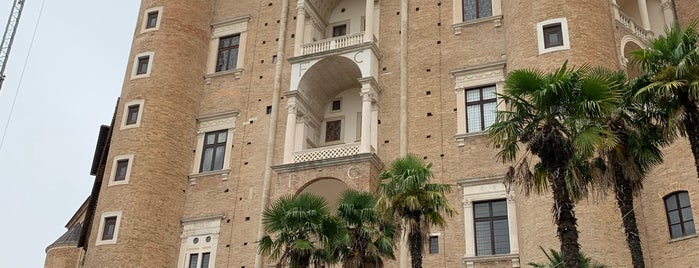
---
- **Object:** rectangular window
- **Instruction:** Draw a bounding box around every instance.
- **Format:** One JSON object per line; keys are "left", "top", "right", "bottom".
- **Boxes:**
{"left": 474, "top": 200, "right": 510, "bottom": 256}
{"left": 136, "top": 56, "right": 150, "bottom": 75}
{"left": 216, "top": 35, "right": 240, "bottom": 72}
{"left": 332, "top": 24, "right": 347, "bottom": 37}
{"left": 465, "top": 85, "right": 497, "bottom": 133}
{"left": 543, "top": 24, "right": 563, "bottom": 48}
{"left": 429, "top": 235, "right": 439, "bottom": 254}
{"left": 201, "top": 253, "right": 210, "bottom": 268}
{"left": 325, "top": 120, "right": 342, "bottom": 142}
{"left": 101, "top": 216, "right": 118, "bottom": 240}
{"left": 146, "top": 11, "right": 159, "bottom": 29}
{"left": 665, "top": 191, "right": 696, "bottom": 239}
{"left": 126, "top": 105, "right": 140, "bottom": 125}
{"left": 332, "top": 100, "right": 342, "bottom": 111}
{"left": 188, "top": 253, "right": 199, "bottom": 268}
{"left": 463, "top": 0, "right": 492, "bottom": 21}
{"left": 200, "top": 130, "right": 227, "bottom": 172}
{"left": 114, "top": 159, "right": 129, "bottom": 181}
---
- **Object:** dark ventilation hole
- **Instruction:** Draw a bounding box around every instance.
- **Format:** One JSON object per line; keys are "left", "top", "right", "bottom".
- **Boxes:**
{"left": 227, "top": 219, "right": 231, "bottom": 223}
{"left": 281, "top": 96, "right": 285, "bottom": 99}
{"left": 245, "top": 217, "right": 251, "bottom": 221}
{"left": 243, "top": 242, "right": 248, "bottom": 246}
{"left": 259, "top": 76, "right": 263, "bottom": 79}
{"left": 382, "top": 67, "right": 387, "bottom": 71}
{"left": 377, "top": 120, "right": 381, "bottom": 124}
{"left": 437, "top": 22, "right": 441, "bottom": 26}
{"left": 453, "top": 108, "right": 457, "bottom": 112}
{"left": 247, "top": 142, "right": 252, "bottom": 145}
{"left": 276, "top": 38, "right": 279, "bottom": 41}
{"left": 268, "top": 2, "right": 273, "bottom": 6}
{"left": 264, "top": 22, "right": 268, "bottom": 26}
{"left": 440, "top": 154, "right": 445, "bottom": 157}
{"left": 293, "top": 16, "right": 296, "bottom": 20}
{"left": 249, "top": 120, "right": 254, "bottom": 124}
{"left": 438, "top": 2, "right": 441, "bottom": 6}
{"left": 226, "top": 244, "right": 230, "bottom": 248}
{"left": 426, "top": 68, "right": 431, "bottom": 72}
{"left": 396, "top": 11, "right": 400, "bottom": 15}
{"left": 426, "top": 91, "right": 431, "bottom": 95}
{"left": 384, "top": 140, "right": 390, "bottom": 144}
{"left": 182, "top": 189, "right": 186, "bottom": 193}
{"left": 416, "top": 7, "right": 420, "bottom": 11}
{"left": 258, "top": 99, "right": 262, "bottom": 102}
{"left": 262, "top": 41, "right": 266, "bottom": 44}
{"left": 423, "top": 156, "right": 428, "bottom": 160}
{"left": 437, "top": 40, "right": 441, "bottom": 44}
{"left": 260, "top": 60, "right": 265, "bottom": 63}
{"left": 290, "top": 34, "right": 295, "bottom": 38}
{"left": 426, "top": 135, "right": 431, "bottom": 138}
{"left": 244, "top": 162, "right": 249, "bottom": 165}
{"left": 277, "top": 20, "right": 280, "bottom": 23}
{"left": 224, "top": 189, "right": 229, "bottom": 193}
{"left": 341, "top": 8, "right": 346, "bottom": 12}
{"left": 239, "top": 198, "right": 243, "bottom": 200}
{"left": 427, "top": 112, "right": 433, "bottom": 116}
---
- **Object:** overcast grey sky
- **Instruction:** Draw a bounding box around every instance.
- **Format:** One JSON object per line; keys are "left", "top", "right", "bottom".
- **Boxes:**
{"left": 0, "top": 1, "right": 140, "bottom": 266}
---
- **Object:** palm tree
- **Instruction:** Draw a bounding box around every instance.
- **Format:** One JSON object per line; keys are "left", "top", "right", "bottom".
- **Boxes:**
{"left": 528, "top": 246, "right": 607, "bottom": 268}
{"left": 336, "top": 189, "right": 396, "bottom": 268}
{"left": 592, "top": 71, "right": 666, "bottom": 268}
{"left": 258, "top": 193, "right": 347, "bottom": 267}
{"left": 488, "top": 62, "right": 620, "bottom": 268}
{"left": 376, "top": 154, "right": 455, "bottom": 268}
{"left": 632, "top": 21, "right": 699, "bottom": 178}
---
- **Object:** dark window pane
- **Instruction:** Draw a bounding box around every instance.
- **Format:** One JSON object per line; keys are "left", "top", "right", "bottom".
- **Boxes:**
{"left": 201, "top": 148, "right": 214, "bottom": 171}
{"left": 491, "top": 200, "right": 507, "bottom": 217}
{"left": 429, "top": 236, "right": 439, "bottom": 254}
{"left": 475, "top": 221, "right": 492, "bottom": 255}
{"left": 216, "top": 34, "right": 240, "bottom": 72}
{"left": 682, "top": 207, "right": 693, "bottom": 221}
{"left": 666, "top": 196, "right": 678, "bottom": 210}
{"left": 332, "top": 100, "right": 342, "bottom": 111}
{"left": 115, "top": 160, "right": 128, "bottom": 181}
{"left": 684, "top": 221, "right": 696, "bottom": 235}
{"left": 679, "top": 192, "right": 691, "bottom": 207}
{"left": 217, "top": 131, "right": 227, "bottom": 143}
{"left": 493, "top": 219, "right": 510, "bottom": 254}
{"left": 474, "top": 202, "right": 490, "bottom": 218}
{"left": 137, "top": 56, "right": 149, "bottom": 75}
{"left": 102, "top": 216, "right": 117, "bottom": 240}
{"left": 332, "top": 25, "right": 347, "bottom": 37}
{"left": 325, "top": 120, "right": 342, "bottom": 142}
{"left": 201, "top": 252, "right": 210, "bottom": 268}
{"left": 543, "top": 24, "right": 563, "bottom": 48}
{"left": 146, "top": 12, "right": 158, "bottom": 28}
{"left": 205, "top": 133, "right": 216, "bottom": 145}
{"left": 670, "top": 224, "right": 683, "bottom": 238}
{"left": 463, "top": 0, "right": 476, "bottom": 21}
{"left": 668, "top": 210, "right": 680, "bottom": 224}
{"left": 188, "top": 254, "right": 199, "bottom": 268}
{"left": 478, "top": 0, "right": 492, "bottom": 18}
{"left": 213, "top": 146, "right": 225, "bottom": 170}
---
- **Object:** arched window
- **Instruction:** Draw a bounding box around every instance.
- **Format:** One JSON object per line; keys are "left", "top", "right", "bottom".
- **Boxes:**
{"left": 664, "top": 191, "right": 696, "bottom": 239}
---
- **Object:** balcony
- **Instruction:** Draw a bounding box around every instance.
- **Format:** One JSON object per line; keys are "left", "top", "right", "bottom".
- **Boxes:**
{"left": 292, "top": 143, "right": 361, "bottom": 163}
{"left": 301, "top": 32, "right": 366, "bottom": 56}
{"left": 616, "top": 10, "right": 654, "bottom": 40}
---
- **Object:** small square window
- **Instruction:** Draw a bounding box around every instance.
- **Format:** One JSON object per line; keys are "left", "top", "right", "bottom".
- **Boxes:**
{"left": 543, "top": 24, "right": 563, "bottom": 48}
{"left": 429, "top": 235, "right": 439, "bottom": 254}
{"left": 136, "top": 56, "right": 150, "bottom": 75}
{"left": 114, "top": 159, "right": 129, "bottom": 181}
{"left": 102, "top": 216, "right": 117, "bottom": 240}
{"left": 146, "top": 11, "right": 159, "bottom": 29}
{"left": 325, "top": 120, "right": 342, "bottom": 142}
{"left": 332, "top": 100, "right": 342, "bottom": 111}
{"left": 126, "top": 105, "right": 140, "bottom": 125}
{"left": 332, "top": 24, "right": 347, "bottom": 37}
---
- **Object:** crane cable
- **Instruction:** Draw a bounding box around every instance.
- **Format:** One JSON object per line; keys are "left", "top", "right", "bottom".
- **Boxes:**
{"left": 0, "top": 0, "right": 47, "bottom": 152}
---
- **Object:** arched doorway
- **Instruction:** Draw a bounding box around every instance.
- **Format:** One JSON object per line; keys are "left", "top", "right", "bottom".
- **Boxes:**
{"left": 296, "top": 177, "right": 349, "bottom": 212}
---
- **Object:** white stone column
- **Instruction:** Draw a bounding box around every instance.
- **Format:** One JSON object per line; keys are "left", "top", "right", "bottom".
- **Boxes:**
{"left": 661, "top": 0, "right": 675, "bottom": 27}
{"left": 364, "top": 0, "right": 375, "bottom": 42}
{"left": 637, "top": 0, "right": 651, "bottom": 30}
{"left": 455, "top": 88, "right": 467, "bottom": 134}
{"left": 507, "top": 194, "right": 519, "bottom": 254}
{"left": 371, "top": 102, "right": 379, "bottom": 151}
{"left": 283, "top": 101, "right": 298, "bottom": 163}
{"left": 294, "top": 2, "right": 307, "bottom": 56}
{"left": 359, "top": 87, "right": 374, "bottom": 153}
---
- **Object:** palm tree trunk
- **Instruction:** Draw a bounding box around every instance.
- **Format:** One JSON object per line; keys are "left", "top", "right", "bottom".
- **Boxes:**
{"left": 408, "top": 219, "right": 423, "bottom": 268}
{"left": 614, "top": 169, "right": 645, "bottom": 268}
{"left": 551, "top": 168, "right": 582, "bottom": 268}
{"left": 679, "top": 93, "right": 699, "bottom": 178}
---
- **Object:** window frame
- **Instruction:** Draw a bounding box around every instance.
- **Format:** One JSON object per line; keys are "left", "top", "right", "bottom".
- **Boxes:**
{"left": 131, "top": 52, "right": 154, "bottom": 79}
{"left": 140, "top": 7, "right": 163, "bottom": 33}
{"left": 109, "top": 154, "right": 134, "bottom": 186}
{"left": 206, "top": 15, "right": 251, "bottom": 78}
{"left": 190, "top": 110, "right": 239, "bottom": 177}
{"left": 664, "top": 191, "right": 696, "bottom": 239}
{"left": 464, "top": 85, "right": 497, "bottom": 133}
{"left": 199, "top": 130, "right": 228, "bottom": 173}
{"left": 96, "top": 211, "right": 122, "bottom": 245}
{"left": 126, "top": 104, "right": 140, "bottom": 125}
{"left": 542, "top": 24, "right": 563, "bottom": 48}
{"left": 473, "top": 199, "right": 510, "bottom": 256}
{"left": 120, "top": 99, "right": 145, "bottom": 130}
{"left": 536, "top": 18, "right": 570, "bottom": 54}
{"left": 215, "top": 34, "right": 241, "bottom": 72}
{"left": 322, "top": 116, "right": 344, "bottom": 145}
{"left": 428, "top": 234, "right": 440, "bottom": 254}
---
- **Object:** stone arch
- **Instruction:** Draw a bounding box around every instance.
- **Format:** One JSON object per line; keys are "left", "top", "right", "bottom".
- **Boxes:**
{"left": 296, "top": 177, "right": 349, "bottom": 212}
{"left": 298, "top": 55, "right": 362, "bottom": 107}
{"left": 620, "top": 35, "right": 645, "bottom": 77}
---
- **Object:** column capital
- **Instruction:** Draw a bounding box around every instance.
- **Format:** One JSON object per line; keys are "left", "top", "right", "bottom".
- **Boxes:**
{"left": 287, "top": 102, "right": 297, "bottom": 114}
{"left": 296, "top": 0, "right": 305, "bottom": 10}
{"left": 462, "top": 198, "right": 472, "bottom": 208}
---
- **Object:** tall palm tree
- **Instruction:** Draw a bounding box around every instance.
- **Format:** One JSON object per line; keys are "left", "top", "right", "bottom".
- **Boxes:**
{"left": 258, "top": 193, "right": 347, "bottom": 267}
{"left": 632, "top": 21, "right": 699, "bottom": 178}
{"left": 528, "top": 246, "right": 607, "bottom": 268}
{"left": 336, "top": 189, "right": 396, "bottom": 268}
{"left": 488, "top": 62, "right": 620, "bottom": 268}
{"left": 376, "top": 154, "right": 455, "bottom": 268}
{"left": 591, "top": 70, "right": 666, "bottom": 268}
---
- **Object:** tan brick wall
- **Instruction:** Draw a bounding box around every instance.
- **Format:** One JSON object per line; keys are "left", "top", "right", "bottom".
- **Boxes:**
{"left": 44, "top": 247, "right": 82, "bottom": 268}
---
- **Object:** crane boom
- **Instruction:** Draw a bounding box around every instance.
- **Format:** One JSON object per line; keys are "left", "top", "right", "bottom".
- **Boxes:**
{"left": 0, "top": 0, "right": 25, "bottom": 92}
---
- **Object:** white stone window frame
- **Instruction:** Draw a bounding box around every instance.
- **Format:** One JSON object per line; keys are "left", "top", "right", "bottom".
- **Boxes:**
{"left": 140, "top": 6, "right": 163, "bottom": 33}
{"left": 108, "top": 154, "right": 134, "bottom": 186}
{"left": 205, "top": 15, "right": 251, "bottom": 80}
{"left": 177, "top": 214, "right": 223, "bottom": 268}
{"left": 452, "top": 0, "right": 503, "bottom": 34}
{"left": 189, "top": 110, "right": 239, "bottom": 181}
{"left": 120, "top": 99, "right": 145, "bottom": 130}
{"left": 130, "top": 51, "right": 155, "bottom": 80}
{"left": 95, "top": 211, "right": 122, "bottom": 246}
{"left": 450, "top": 61, "right": 505, "bottom": 146}
{"left": 458, "top": 176, "right": 519, "bottom": 268}
{"left": 537, "top": 18, "right": 571, "bottom": 55}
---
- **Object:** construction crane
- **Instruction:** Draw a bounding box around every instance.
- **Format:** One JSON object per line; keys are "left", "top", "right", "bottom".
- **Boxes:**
{"left": 0, "top": 0, "right": 25, "bottom": 93}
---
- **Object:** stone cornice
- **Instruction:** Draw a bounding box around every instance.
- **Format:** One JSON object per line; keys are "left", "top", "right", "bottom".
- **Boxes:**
{"left": 272, "top": 152, "right": 384, "bottom": 173}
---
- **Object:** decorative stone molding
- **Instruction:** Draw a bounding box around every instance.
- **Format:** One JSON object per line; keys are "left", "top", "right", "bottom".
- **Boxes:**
{"left": 452, "top": 15, "right": 503, "bottom": 35}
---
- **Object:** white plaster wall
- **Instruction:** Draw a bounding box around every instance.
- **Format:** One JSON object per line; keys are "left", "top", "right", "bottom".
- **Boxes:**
{"left": 328, "top": 0, "right": 367, "bottom": 35}
{"left": 322, "top": 88, "right": 363, "bottom": 145}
